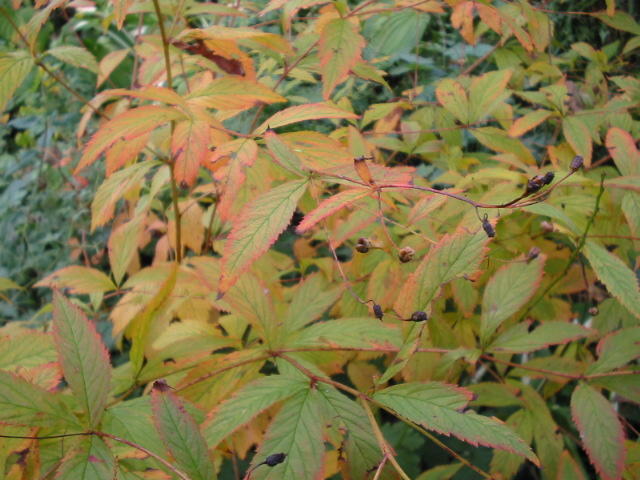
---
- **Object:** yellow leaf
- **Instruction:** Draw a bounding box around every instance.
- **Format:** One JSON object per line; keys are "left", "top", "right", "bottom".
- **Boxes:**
{"left": 319, "top": 17, "right": 364, "bottom": 99}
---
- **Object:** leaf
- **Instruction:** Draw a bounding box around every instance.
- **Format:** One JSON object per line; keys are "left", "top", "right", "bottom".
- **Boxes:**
{"left": 563, "top": 116, "right": 593, "bottom": 168}
{"left": 112, "top": 0, "right": 134, "bottom": 28}
{"left": 108, "top": 215, "right": 144, "bottom": 285}
{"left": 250, "top": 387, "right": 326, "bottom": 480}
{"left": 587, "top": 327, "right": 640, "bottom": 374}
{"left": 373, "top": 382, "right": 538, "bottom": 463}
{"left": 0, "top": 51, "right": 34, "bottom": 114}
{"left": 254, "top": 103, "right": 358, "bottom": 135}
{"left": 590, "top": 375, "right": 640, "bottom": 404}
{"left": 584, "top": 240, "right": 640, "bottom": 319}
{"left": 186, "top": 76, "right": 286, "bottom": 111}
{"left": 489, "top": 321, "right": 592, "bottom": 353}
{"left": 472, "top": 127, "right": 537, "bottom": 165}
{"left": 296, "top": 188, "right": 370, "bottom": 233}
{"left": 0, "top": 277, "right": 22, "bottom": 291}
{"left": 97, "top": 49, "right": 128, "bottom": 87}
{"left": 91, "top": 160, "right": 156, "bottom": 230}
{"left": 480, "top": 255, "right": 546, "bottom": 345}
{"left": 0, "top": 370, "right": 77, "bottom": 427}
{"left": 224, "top": 273, "right": 276, "bottom": 342}
{"left": 76, "top": 106, "right": 184, "bottom": 173}
{"left": 319, "top": 17, "right": 364, "bottom": 99}
{"left": 202, "top": 375, "right": 308, "bottom": 449}
{"left": 46, "top": 45, "right": 98, "bottom": 73}
{"left": 219, "top": 179, "right": 308, "bottom": 293}
{"left": 289, "top": 318, "right": 402, "bottom": 351}
{"left": 435, "top": 78, "right": 469, "bottom": 124}
{"left": 490, "top": 410, "right": 533, "bottom": 479}
{"left": 606, "top": 127, "right": 640, "bottom": 176}
{"left": 172, "top": 119, "right": 210, "bottom": 186}
{"left": 394, "top": 229, "right": 489, "bottom": 317}
{"left": 468, "top": 69, "right": 512, "bottom": 122}
{"left": 508, "top": 110, "right": 553, "bottom": 137}
{"left": 56, "top": 436, "right": 115, "bottom": 480}
{"left": 52, "top": 292, "right": 111, "bottom": 427}
{"left": 571, "top": 383, "right": 625, "bottom": 480}
{"left": 284, "top": 274, "right": 343, "bottom": 332}
{"left": 151, "top": 384, "right": 215, "bottom": 480}
{"left": 0, "top": 332, "right": 56, "bottom": 370}
{"left": 36, "top": 266, "right": 116, "bottom": 294}
{"left": 264, "top": 130, "right": 305, "bottom": 176}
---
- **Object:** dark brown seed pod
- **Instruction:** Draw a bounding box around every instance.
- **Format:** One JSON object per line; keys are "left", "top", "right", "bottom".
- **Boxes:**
{"left": 541, "top": 172, "right": 555, "bottom": 185}
{"left": 398, "top": 246, "right": 415, "bottom": 263}
{"left": 570, "top": 155, "right": 584, "bottom": 171}
{"left": 264, "top": 453, "right": 287, "bottom": 467}
{"left": 482, "top": 215, "right": 495, "bottom": 238}
{"left": 525, "top": 176, "right": 544, "bottom": 195}
{"left": 355, "top": 244, "right": 370, "bottom": 253}
{"left": 152, "top": 379, "right": 173, "bottom": 392}
{"left": 409, "top": 311, "right": 428, "bottom": 322}
{"left": 372, "top": 303, "right": 384, "bottom": 320}
{"left": 355, "top": 237, "right": 372, "bottom": 253}
{"left": 526, "top": 246, "right": 541, "bottom": 262}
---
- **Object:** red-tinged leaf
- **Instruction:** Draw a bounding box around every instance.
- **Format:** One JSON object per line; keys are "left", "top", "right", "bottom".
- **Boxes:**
{"left": 480, "top": 255, "right": 546, "bottom": 346}
{"left": 489, "top": 321, "right": 592, "bottom": 353}
{"left": 104, "top": 86, "right": 187, "bottom": 107}
{"left": 476, "top": 3, "right": 502, "bottom": 33}
{"left": 606, "top": 127, "right": 640, "bottom": 176}
{"left": 353, "top": 155, "right": 374, "bottom": 185}
{"left": 186, "top": 76, "right": 286, "bottom": 111}
{"left": 202, "top": 375, "right": 308, "bottom": 449}
{"left": 319, "top": 17, "right": 365, "bottom": 99}
{"left": 97, "top": 49, "right": 128, "bottom": 87}
{"left": 112, "top": 0, "right": 134, "bottom": 28}
{"left": 172, "top": 119, "right": 210, "bottom": 186}
{"left": 373, "top": 382, "right": 538, "bottom": 463}
{"left": 105, "top": 131, "right": 150, "bottom": 176}
{"left": 76, "top": 106, "right": 184, "bottom": 173}
{"left": 394, "top": 229, "right": 490, "bottom": 317}
{"left": 469, "top": 69, "right": 512, "bottom": 123}
{"left": 289, "top": 318, "right": 402, "bottom": 351}
{"left": 0, "top": 370, "right": 78, "bottom": 427}
{"left": 181, "top": 25, "right": 292, "bottom": 55}
{"left": 508, "top": 110, "right": 553, "bottom": 137}
{"left": 320, "top": 161, "right": 414, "bottom": 185}
{"left": 584, "top": 240, "right": 640, "bottom": 319}
{"left": 254, "top": 103, "right": 358, "bottom": 135}
{"left": 587, "top": 327, "right": 640, "bottom": 374}
{"left": 56, "top": 436, "right": 115, "bottom": 480}
{"left": 557, "top": 451, "right": 588, "bottom": 480}
{"left": 36, "top": 266, "right": 116, "bottom": 294}
{"left": 219, "top": 179, "right": 308, "bottom": 294}
{"left": 563, "top": 116, "right": 593, "bottom": 168}
{"left": 52, "top": 292, "right": 111, "bottom": 427}
{"left": 151, "top": 384, "right": 214, "bottom": 480}
{"left": 436, "top": 78, "right": 469, "bottom": 124}
{"left": 296, "top": 188, "right": 370, "bottom": 233}
{"left": 264, "top": 130, "right": 305, "bottom": 176}
{"left": 571, "top": 383, "right": 626, "bottom": 480}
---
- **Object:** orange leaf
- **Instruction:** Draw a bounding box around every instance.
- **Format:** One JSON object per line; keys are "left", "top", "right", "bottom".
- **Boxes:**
{"left": 172, "top": 119, "right": 211, "bottom": 186}
{"left": 319, "top": 17, "right": 365, "bottom": 99}
{"left": 254, "top": 103, "right": 358, "bottom": 135}
{"left": 186, "top": 76, "right": 286, "bottom": 111}
{"left": 353, "top": 156, "right": 374, "bottom": 185}
{"left": 606, "top": 127, "right": 639, "bottom": 176}
{"left": 296, "top": 188, "right": 370, "bottom": 233}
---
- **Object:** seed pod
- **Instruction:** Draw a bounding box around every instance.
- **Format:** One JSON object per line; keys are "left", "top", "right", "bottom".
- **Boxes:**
{"left": 481, "top": 215, "right": 495, "bottom": 238}
{"left": 398, "top": 246, "right": 415, "bottom": 263}
{"left": 372, "top": 303, "right": 384, "bottom": 320}
{"left": 526, "top": 247, "right": 541, "bottom": 262}
{"left": 355, "top": 237, "right": 372, "bottom": 253}
{"left": 355, "top": 244, "right": 370, "bottom": 253}
{"left": 264, "top": 453, "right": 287, "bottom": 467}
{"left": 541, "top": 172, "right": 555, "bottom": 185}
{"left": 409, "top": 311, "right": 428, "bottom": 322}
{"left": 525, "top": 176, "right": 544, "bottom": 195}
{"left": 570, "top": 155, "right": 584, "bottom": 171}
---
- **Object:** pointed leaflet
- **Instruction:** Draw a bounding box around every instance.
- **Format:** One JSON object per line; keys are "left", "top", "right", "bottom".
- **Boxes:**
{"left": 394, "top": 229, "right": 490, "bottom": 317}
{"left": 606, "top": 127, "right": 640, "bottom": 176}
{"left": 289, "top": 318, "right": 401, "bottom": 351}
{"left": 219, "top": 179, "right": 308, "bottom": 293}
{"left": 76, "top": 106, "right": 185, "bottom": 173}
{"left": 36, "top": 266, "right": 116, "bottom": 294}
{"left": 284, "top": 274, "right": 343, "bottom": 332}
{"left": 584, "top": 240, "right": 640, "bottom": 319}
{"left": 46, "top": 46, "right": 98, "bottom": 73}
{"left": 56, "top": 436, "right": 115, "bottom": 480}
{"left": 373, "top": 382, "right": 538, "bottom": 463}
{"left": 264, "top": 130, "right": 305, "bottom": 176}
{"left": 319, "top": 17, "right": 364, "bottom": 99}
{"left": 254, "top": 103, "right": 358, "bottom": 134}
{"left": 250, "top": 387, "right": 326, "bottom": 480}
{"left": 151, "top": 384, "right": 215, "bottom": 480}
{"left": 0, "top": 51, "right": 34, "bottom": 113}
{"left": 508, "top": 110, "right": 553, "bottom": 137}
{"left": 172, "top": 118, "right": 210, "bottom": 186}
{"left": 108, "top": 215, "right": 145, "bottom": 285}
{"left": 435, "top": 78, "right": 469, "bottom": 124}
{"left": 296, "top": 188, "right": 370, "bottom": 233}
{"left": 97, "top": 49, "right": 128, "bottom": 87}
{"left": 563, "top": 116, "right": 592, "bottom": 168}
{"left": 0, "top": 370, "right": 78, "bottom": 427}
{"left": 468, "top": 69, "right": 512, "bottom": 123}
{"left": 52, "top": 292, "right": 111, "bottom": 427}
{"left": 587, "top": 327, "right": 640, "bottom": 374}
{"left": 202, "top": 375, "right": 308, "bottom": 449}
{"left": 480, "top": 255, "right": 545, "bottom": 346}
{"left": 186, "top": 76, "right": 286, "bottom": 111}
{"left": 571, "top": 383, "right": 625, "bottom": 480}
{"left": 489, "top": 321, "right": 592, "bottom": 353}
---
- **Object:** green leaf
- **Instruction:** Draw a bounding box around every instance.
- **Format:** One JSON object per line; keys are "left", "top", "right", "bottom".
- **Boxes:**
{"left": 284, "top": 274, "right": 343, "bottom": 333}
{"left": 0, "top": 370, "right": 78, "bottom": 427}
{"left": 571, "top": 383, "right": 625, "bottom": 480}
{"left": 264, "top": 130, "right": 306, "bottom": 176}
{"left": 0, "top": 277, "right": 22, "bottom": 291}
{"left": 224, "top": 272, "right": 276, "bottom": 343}
{"left": 52, "top": 292, "right": 111, "bottom": 427}
{"left": 469, "top": 70, "right": 512, "bottom": 123}
{"left": 36, "top": 266, "right": 116, "bottom": 294}
{"left": 490, "top": 410, "right": 533, "bottom": 479}
{"left": 0, "top": 51, "right": 34, "bottom": 114}
{"left": 317, "top": 384, "right": 382, "bottom": 479}
{"left": 56, "top": 436, "right": 115, "bottom": 480}
{"left": 250, "top": 387, "right": 326, "bottom": 480}
{"left": 108, "top": 215, "right": 145, "bottom": 285}
{"left": 289, "top": 318, "right": 401, "bottom": 351}
{"left": 219, "top": 179, "right": 308, "bottom": 293}
{"left": 489, "top": 321, "right": 592, "bottom": 353}
{"left": 373, "top": 382, "right": 538, "bottom": 463}
{"left": 606, "top": 127, "right": 640, "bottom": 176}
{"left": 435, "top": 78, "right": 469, "bottom": 124}
{"left": 471, "top": 127, "right": 536, "bottom": 165}
{"left": 587, "top": 327, "right": 640, "bottom": 374}
{"left": 202, "top": 375, "right": 308, "bottom": 449}
{"left": 319, "top": 17, "right": 364, "bottom": 99}
{"left": 0, "top": 332, "right": 56, "bottom": 370}
{"left": 480, "top": 255, "right": 545, "bottom": 345}
{"left": 151, "top": 384, "right": 215, "bottom": 480}
{"left": 584, "top": 240, "right": 640, "bottom": 319}
{"left": 590, "top": 375, "right": 640, "bottom": 404}
{"left": 394, "top": 229, "right": 489, "bottom": 317}
{"left": 563, "top": 116, "right": 593, "bottom": 167}
{"left": 46, "top": 46, "right": 98, "bottom": 73}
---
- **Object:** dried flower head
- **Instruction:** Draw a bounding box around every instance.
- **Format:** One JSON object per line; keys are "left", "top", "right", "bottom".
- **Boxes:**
{"left": 398, "top": 246, "right": 415, "bottom": 263}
